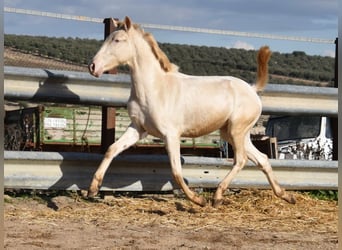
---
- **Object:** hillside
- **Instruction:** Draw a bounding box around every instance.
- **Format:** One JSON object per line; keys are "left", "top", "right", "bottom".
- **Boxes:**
{"left": 4, "top": 47, "right": 88, "bottom": 72}
{"left": 4, "top": 34, "right": 335, "bottom": 86}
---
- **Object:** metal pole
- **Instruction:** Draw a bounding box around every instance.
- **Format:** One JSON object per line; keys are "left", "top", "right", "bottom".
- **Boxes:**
{"left": 101, "top": 18, "right": 118, "bottom": 153}
{"left": 332, "top": 38, "right": 338, "bottom": 160}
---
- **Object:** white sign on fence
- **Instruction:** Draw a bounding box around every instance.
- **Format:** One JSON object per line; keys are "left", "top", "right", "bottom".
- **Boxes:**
{"left": 44, "top": 117, "right": 67, "bottom": 129}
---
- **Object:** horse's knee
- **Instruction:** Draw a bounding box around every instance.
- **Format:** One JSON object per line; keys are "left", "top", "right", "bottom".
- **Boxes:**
{"left": 104, "top": 145, "right": 116, "bottom": 158}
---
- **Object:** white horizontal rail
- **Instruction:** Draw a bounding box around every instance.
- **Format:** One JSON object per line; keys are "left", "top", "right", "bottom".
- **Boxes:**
{"left": 4, "top": 7, "right": 335, "bottom": 44}
{"left": 4, "top": 151, "right": 338, "bottom": 191}
{"left": 4, "top": 66, "right": 338, "bottom": 116}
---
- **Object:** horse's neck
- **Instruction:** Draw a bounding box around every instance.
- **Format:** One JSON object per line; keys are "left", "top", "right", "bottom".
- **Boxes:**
{"left": 130, "top": 47, "right": 166, "bottom": 104}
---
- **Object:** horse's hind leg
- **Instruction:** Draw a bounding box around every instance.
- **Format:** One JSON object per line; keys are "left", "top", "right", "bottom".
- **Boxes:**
{"left": 245, "top": 136, "right": 296, "bottom": 204}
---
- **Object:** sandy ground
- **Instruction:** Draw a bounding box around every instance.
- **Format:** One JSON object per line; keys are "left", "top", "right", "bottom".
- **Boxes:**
{"left": 4, "top": 189, "right": 338, "bottom": 250}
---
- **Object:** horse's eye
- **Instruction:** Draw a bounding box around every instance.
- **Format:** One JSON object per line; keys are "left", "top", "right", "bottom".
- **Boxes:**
{"left": 111, "top": 36, "right": 120, "bottom": 43}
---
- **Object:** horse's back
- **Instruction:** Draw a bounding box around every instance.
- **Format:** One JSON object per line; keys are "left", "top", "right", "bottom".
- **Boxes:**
{"left": 177, "top": 74, "right": 261, "bottom": 112}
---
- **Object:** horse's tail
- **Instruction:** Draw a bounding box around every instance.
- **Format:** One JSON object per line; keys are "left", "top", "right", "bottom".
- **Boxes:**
{"left": 254, "top": 46, "right": 272, "bottom": 92}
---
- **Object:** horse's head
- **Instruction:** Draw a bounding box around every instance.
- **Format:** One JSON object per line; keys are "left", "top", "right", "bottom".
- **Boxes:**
{"left": 88, "top": 16, "right": 134, "bottom": 77}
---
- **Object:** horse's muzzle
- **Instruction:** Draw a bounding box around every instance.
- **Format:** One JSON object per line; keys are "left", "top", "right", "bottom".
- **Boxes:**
{"left": 88, "top": 62, "right": 99, "bottom": 77}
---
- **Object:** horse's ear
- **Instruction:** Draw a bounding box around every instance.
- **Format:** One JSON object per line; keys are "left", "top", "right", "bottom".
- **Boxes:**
{"left": 124, "top": 16, "right": 132, "bottom": 31}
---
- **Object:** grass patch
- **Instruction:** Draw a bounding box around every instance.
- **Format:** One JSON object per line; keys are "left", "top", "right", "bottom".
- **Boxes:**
{"left": 304, "top": 190, "right": 338, "bottom": 201}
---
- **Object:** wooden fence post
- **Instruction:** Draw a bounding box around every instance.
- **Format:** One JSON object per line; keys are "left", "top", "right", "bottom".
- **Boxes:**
{"left": 101, "top": 18, "right": 118, "bottom": 153}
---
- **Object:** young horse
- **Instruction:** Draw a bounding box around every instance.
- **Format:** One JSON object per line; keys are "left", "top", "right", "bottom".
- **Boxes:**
{"left": 88, "top": 16, "right": 296, "bottom": 207}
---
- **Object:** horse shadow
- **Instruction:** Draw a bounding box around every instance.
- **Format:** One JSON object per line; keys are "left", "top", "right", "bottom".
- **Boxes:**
{"left": 32, "top": 69, "right": 81, "bottom": 103}
{"left": 48, "top": 153, "right": 182, "bottom": 196}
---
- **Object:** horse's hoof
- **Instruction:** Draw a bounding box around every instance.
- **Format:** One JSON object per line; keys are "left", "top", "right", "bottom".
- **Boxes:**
{"left": 194, "top": 196, "right": 207, "bottom": 207}
{"left": 87, "top": 189, "right": 98, "bottom": 198}
{"left": 285, "top": 194, "right": 296, "bottom": 204}
{"left": 212, "top": 199, "right": 223, "bottom": 208}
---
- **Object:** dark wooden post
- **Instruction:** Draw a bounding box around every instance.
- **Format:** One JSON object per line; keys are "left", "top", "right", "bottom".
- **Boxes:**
{"left": 103, "top": 18, "right": 118, "bottom": 74}
{"left": 101, "top": 18, "right": 118, "bottom": 153}
{"left": 331, "top": 38, "right": 338, "bottom": 160}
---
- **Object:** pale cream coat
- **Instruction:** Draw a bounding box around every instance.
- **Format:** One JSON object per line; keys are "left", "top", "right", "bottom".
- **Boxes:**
{"left": 88, "top": 16, "right": 295, "bottom": 207}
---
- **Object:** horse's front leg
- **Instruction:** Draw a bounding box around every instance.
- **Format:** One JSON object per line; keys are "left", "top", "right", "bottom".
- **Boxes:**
{"left": 88, "top": 124, "right": 146, "bottom": 197}
{"left": 165, "top": 135, "right": 207, "bottom": 207}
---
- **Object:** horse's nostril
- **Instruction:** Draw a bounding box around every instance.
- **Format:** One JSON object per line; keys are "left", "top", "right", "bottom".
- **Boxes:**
{"left": 89, "top": 63, "right": 95, "bottom": 73}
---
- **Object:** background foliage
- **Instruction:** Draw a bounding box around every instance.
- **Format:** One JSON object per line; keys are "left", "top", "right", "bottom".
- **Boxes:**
{"left": 5, "top": 34, "right": 335, "bottom": 86}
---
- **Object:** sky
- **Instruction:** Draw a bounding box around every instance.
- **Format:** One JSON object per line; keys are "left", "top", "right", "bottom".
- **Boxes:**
{"left": 4, "top": 0, "right": 338, "bottom": 57}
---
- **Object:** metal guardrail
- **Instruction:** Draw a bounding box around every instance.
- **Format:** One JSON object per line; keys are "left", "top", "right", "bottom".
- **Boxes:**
{"left": 4, "top": 66, "right": 131, "bottom": 106}
{"left": 3, "top": 67, "right": 339, "bottom": 192}
{"left": 4, "top": 151, "right": 338, "bottom": 191}
{"left": 260, "top": 84, "right": 338, "bottom": 116}
{"left": 4, "top": 66, "right": 338, "bottom": 116}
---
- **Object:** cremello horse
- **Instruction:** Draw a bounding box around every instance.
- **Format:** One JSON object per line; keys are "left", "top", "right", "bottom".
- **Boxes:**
{"left": 88, "top": 16, "right": 296, "bottom": 207}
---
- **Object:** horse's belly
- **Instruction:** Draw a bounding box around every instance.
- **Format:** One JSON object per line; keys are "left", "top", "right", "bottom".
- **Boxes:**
{"left": 181, "top": 114, "right": 228, "bottom": 138}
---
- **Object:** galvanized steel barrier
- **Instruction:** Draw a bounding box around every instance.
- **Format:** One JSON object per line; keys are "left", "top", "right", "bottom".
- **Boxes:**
{"left": 4, "top": 151, "right": 338, "bottom": 191}
{"left": 4, "top": 66, "right": 339, "bottom": 191}
{"left": 4, "top": 66, "right": 338, "bottom": 116}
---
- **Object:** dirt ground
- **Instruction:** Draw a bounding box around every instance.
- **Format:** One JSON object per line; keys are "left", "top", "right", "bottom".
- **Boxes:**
{"left": 4, "top": 189, "right": 338, "bottom": 250}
